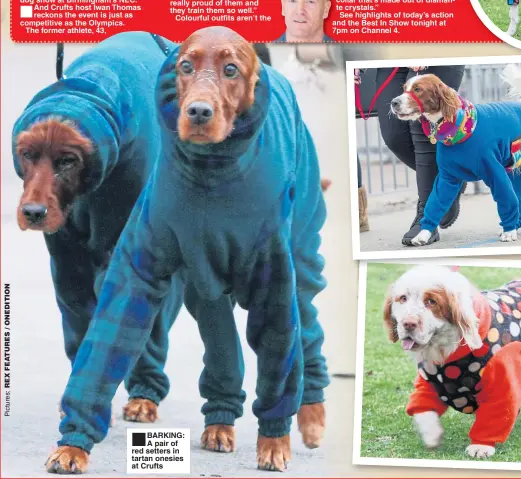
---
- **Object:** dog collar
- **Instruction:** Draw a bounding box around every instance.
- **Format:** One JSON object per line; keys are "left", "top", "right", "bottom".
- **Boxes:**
{"left": 428, "top": 96, "right": 478, "bottom": 146}
{"left": 404, "top": 92, "right": 478, "bottom": 146}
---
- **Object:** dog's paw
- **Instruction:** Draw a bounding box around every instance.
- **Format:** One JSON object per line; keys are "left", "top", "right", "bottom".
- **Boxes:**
{"left": 201, "top": 424, "right": 235, "bottom": 453}
{"left": 123, "top": 398, "right": 158, "bottom": 423}
{"left": 414, "top": 411, "right": 444, "bottom": 449}
{"left": 257, "top": 434, "right": 291, "bottom": 472}
{"left": 46, "top": 446, "right": 88, "bottom": 474}
{"left": 59, "top": 402, "right": 116, "bottom": 427}
{"left": 320, "top": 178, "right": 332, "bottom": 192}
{"left": 466, "top": 444, "right": 496, "bottom": 458}
{"left": 501, "top": 229, "right": 518, "bottom": 242}
{"left": 411, "top": 230, "right": 432, "bottom": 246}
{"left": 297, "top": 403, "right": 325, "bottom": 449}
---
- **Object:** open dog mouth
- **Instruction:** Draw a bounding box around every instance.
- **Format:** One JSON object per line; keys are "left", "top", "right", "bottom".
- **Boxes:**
{"left": 401, "top": 337, "right": 418, "bottom": 351}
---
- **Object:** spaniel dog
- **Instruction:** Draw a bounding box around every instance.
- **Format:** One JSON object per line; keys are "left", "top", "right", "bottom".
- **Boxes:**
{"left": 390, "top": 64, "right": 521, "bottom": 246}
{"left": 384, "top": 265, "right": 521, "bottom": 458}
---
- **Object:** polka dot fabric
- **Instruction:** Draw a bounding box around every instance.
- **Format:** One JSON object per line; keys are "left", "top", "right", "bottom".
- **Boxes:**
{"left": 418, "top": 281, "right": 521, "bottom": 415}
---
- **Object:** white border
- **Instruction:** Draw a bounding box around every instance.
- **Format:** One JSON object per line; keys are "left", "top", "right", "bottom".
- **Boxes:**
{"left": 353, "top": 257, "right": 521, "bottom": 471}
{"left": 347, "top": 54, "right": 521, "bottom": 261}
{"left": 470, "top": 0, "right": 521, "bottom": 51}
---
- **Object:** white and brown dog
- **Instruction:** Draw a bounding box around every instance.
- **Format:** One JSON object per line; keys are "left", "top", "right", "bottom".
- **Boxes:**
{"left": 384, "top": 265, "right": 521, "bottom": 458}
{"left": 390, "top": 65, "right": 521, "bottom": 246}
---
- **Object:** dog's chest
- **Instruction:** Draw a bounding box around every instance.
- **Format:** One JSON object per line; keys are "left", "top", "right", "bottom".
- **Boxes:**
{"left": 418, "top": 281, "right": 521, "bottom": 414}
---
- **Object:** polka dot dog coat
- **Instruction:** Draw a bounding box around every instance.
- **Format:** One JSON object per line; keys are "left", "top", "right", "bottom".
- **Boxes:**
{"left": 417, "top": 281, "right": 521, "bottom": 415}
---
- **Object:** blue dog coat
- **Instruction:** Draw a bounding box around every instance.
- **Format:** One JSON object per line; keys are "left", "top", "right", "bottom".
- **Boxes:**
{"left": 57, "top": 46, "right": 329, "bottom": 453}
{"left": 12, "top": 32, "right": 184, "bottom": 407}
{"left": 420, "top": 101, "right": 521, "bottom": 233}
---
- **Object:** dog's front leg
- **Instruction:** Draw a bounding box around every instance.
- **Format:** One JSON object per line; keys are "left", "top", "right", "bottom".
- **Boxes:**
{"left": 247, "top": 249, "right": 304, "bottom": 471}
{"left": 508, "top": 4, "right": 519, "bottom": 35}
{"left": 411, "top": 229, "right": 434, "bottom": 246}
{"left": 413, "top": 411, "right": 444, "bottom": 448}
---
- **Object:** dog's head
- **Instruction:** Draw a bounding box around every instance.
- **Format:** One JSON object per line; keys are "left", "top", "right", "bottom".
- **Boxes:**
{"left": 390, "top": 73, "right": 460, "bottom": 123}
{"left": 383, "top": 265, "right": 483, "bottom": 364}
{"left": 15, "top": 118, "right": 93, "bottom": 233}
{"left": 175, "top": 26, "right": 260, "bottom": 145}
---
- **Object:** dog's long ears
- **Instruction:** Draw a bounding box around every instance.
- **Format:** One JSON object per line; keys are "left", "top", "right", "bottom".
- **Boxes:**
{"left": 449, "top": 292, "right": 482, "bottom": 350}
{"left": 383, "top": 295, "right": 399, "bottom": 343}
{"left": 246, "top": 44, "right": 260, "bottom": 110}
{"left": 438, "top": 84, "right": 460, "bottom": 122}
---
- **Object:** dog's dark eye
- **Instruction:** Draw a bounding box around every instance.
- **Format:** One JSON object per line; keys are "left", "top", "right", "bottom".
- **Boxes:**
{"left": 425, "top": 298, "right": 436, "bottom": 307}
{"left": 399, "top": 295, "right": 407, "bottom": 303}
{"left": 224, "top": 63, "right": 239, "bottom": 79}
{"left": 179, "top": 60, "right": 194, "bottom": 75}
{"left": 414, "top": 87, "right": 421, "bottom": 93}
{"left": 22, "top": 150, "right": 39, "bottom": 161}
{"left": 56, "top": 155, "right": 78, "bottom": 170}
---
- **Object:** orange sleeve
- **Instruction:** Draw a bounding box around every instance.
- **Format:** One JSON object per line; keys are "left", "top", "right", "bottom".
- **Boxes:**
{"left": 470, "top": 342, "right": 521, "bottom": 446}
{"left": 405, "top": 373, "right": 449, "bottom": 417}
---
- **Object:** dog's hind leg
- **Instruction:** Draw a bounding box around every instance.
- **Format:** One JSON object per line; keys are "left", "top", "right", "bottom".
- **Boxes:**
{"left": 508, "top": 5, "right": 519, "bottom": 35}
{"left": 123, "top": 275, "right": 185, "bottom": 423}
{"left": 184, "top": 283, "right": 244, "bottom": 453}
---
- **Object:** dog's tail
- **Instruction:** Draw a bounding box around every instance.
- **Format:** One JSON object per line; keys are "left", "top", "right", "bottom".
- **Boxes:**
{"left": 502, "top": 64, "right": 521, "bottom": 101}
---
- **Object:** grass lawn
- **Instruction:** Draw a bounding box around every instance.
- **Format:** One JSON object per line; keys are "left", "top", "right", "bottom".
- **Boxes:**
{"left": 360, "top": 262, "right": 521, "bottom": 462}
{"left": 479, "top": 0, "right": 521, "bottom": 41}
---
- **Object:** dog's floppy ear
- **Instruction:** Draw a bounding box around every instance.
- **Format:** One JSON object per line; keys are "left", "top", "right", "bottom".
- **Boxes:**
{"left": 438, "top": 83, "right": 460, "bottom": 122}
{"left": 448, "top": 291, "right": 482, "bottom": 350}
{"left": 246, "top": 44, "right": 260, "bottom": 110}
{"left": 383, "top": 294, "right": 399, "bottom": 343}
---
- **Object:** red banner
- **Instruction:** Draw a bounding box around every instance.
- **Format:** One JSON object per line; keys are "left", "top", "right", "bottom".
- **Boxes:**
{"left": 10, "top": 0, "right": 500, "bottom": 43}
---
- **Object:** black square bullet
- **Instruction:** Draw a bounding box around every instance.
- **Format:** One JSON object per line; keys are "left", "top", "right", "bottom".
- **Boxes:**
{"left": 132, "top": 432, "right": 146, "bottom": 447}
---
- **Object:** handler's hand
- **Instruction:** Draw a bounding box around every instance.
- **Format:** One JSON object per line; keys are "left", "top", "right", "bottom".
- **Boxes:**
{"left": 354, "top": 68, "right": 361, "bottom": 84}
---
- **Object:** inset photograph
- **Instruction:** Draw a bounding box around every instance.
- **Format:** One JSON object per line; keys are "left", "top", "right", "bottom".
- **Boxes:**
{"left": 353, "top": 260, "right": 521, "bottom": 471}
{"left": 348, "top": 56, "right": 521, "bottom": 260}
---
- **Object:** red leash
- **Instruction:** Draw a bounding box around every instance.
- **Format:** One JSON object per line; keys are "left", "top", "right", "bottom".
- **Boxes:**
{"left": 355, "top": 67, "right": 400, "bottom": 120}
{"left": 355, "top": 68, "right": 434, "bottom": 141}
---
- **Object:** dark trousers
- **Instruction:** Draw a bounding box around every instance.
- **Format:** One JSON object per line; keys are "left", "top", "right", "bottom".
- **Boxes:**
{"left": 375, "top": 66, "right": 465, "bottom": 202}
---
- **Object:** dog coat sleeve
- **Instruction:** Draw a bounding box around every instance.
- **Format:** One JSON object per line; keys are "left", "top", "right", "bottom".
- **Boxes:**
{"left": 468, "top": 341, "right": 521, "bottom": 446}
{"left": 406, "top": 373, "right": 449, "bottom": 417}
{"left": 58, "top": 171, "right": 183, "bottom": 452}
{"left": 420, "top": 170, "right": 464, "bottom": 232}
{"left": 479, "top": 156, "right": 520, "bottom": 232}
{"left": 291, "top": 102, "right": 329, "bottom": 403}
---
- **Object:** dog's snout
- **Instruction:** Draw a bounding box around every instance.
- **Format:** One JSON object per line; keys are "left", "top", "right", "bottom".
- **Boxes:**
{"left": 391, "top": 98, "right": 400, "bottom": 108}
{"left": 187, "top": 102, "right": 214, "bottom": 125}
{"left": 21, "top": 203, "right": 48, "bottom": 224}
{"left": 403, "top": 318, "right": 418, "bottom": 331}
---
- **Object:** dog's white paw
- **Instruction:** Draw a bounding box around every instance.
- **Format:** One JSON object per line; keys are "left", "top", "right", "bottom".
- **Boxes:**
{"left": 411, "top": 229, "right": 432, "bottom": 246}
{"left": 414, "top": 411, "right": 444, "bottom": 449}
{"left": 500, "top": 230, "right": 518, "bottom": 242}
{"left": 466, "top": 444, "right": 495, "bottom": 458}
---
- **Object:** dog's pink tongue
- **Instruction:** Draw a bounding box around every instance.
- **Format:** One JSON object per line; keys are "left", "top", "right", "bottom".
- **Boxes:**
{"left": 402, "top": 338, "right": 416, "bottom": 351}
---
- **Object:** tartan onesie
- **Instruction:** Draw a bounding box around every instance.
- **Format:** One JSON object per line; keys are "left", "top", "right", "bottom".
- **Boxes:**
{"left": 11, "top": 32, "right": 184, "bottom": 407}
{"left": 56, "top": 49, "right": 330, "bottom": 453}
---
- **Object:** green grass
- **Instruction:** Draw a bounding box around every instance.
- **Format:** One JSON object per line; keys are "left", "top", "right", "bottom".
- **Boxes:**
{"left": 479, "top": 0, "right": 521, "bottom": 41}
{"left": 360, "top": 263, "right": 521, "bottom": 462}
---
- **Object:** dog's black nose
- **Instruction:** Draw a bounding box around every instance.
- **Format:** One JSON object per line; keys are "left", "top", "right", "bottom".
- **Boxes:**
{"left": 187, "top": 102, "right": 214, "bottom": 125}
{"left": 391, "top": 99, "right": 399, "bottom": 108}
{"left": 21, "top": 203, "right": 47, "bottom": 224}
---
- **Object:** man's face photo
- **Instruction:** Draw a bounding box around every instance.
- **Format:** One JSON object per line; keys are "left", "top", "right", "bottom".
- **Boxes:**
{"left": 282, "top": 0, "right": 332, "bottom": 41}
